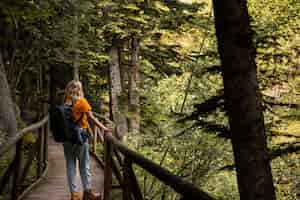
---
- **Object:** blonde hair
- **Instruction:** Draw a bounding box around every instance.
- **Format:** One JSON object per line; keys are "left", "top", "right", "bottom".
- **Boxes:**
{"left": 64, "top": 80, "right": 84, "bottom": 104}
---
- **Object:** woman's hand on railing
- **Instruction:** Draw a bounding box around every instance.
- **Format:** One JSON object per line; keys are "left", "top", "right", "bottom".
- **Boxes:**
{"left": 87, "top": 111, "right": 112, "bottom": 133}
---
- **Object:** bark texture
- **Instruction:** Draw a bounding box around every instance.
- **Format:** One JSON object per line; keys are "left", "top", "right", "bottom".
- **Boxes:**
{"left": 73, "top": 15, "right": 79, "bottom": 81}
{"left": 0, "top": 52, "right": 18, "bottom": 139}
{"left": 108, "top": 41, "right": 128, "bottom": 139}
{"left": 212, "top": 0, "right": 276, "bottom": 199}
{"left": 129, "top": 37, "right": 140, "bottom": 134}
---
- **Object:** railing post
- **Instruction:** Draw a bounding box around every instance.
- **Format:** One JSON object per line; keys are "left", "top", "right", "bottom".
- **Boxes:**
{"left": 104, "top": 133, "right": 113, "bottom": 200}
{"left": 37, "top": 127, "right": 45, "bottom": 178}
{"left": 0, "top": 158, "right": 15, "bottom": 194}
{"left": 123, "top": 157, "right": 143, "bottom": 200}
{"left": 12, "top": 139, "right": 23, "bottom": 200}
{"left": 93, "top": 126, "right": 98, "bottom": 153}
{"left": 44, "top": 122, "right": 49, "bottom": 167}
{"left": 20, "top": 143, "right": 38, "bottom": 186}
{"left": 123, "top": 157, "right": 131, "bottom": 200}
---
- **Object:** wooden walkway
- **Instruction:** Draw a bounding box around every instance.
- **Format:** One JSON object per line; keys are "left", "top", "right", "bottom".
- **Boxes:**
{"left": 22, "top": 137, "right": 104, "bottom": 200}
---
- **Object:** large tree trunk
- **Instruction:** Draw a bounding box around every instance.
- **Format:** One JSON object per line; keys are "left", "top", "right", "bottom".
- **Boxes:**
{"left": 128, "top": 36, "right": 140, "bottom": 134}
{"left": 212, "top": 0, "right": 276, "bottom": 199}
{"left": 108, "top": 40, "right": 128, "bottom": 139}
{"left": 0, "top": 52, "right": 18, "bottom": 139}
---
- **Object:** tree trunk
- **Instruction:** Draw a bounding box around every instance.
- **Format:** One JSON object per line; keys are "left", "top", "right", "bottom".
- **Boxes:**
{"left": 73, "top": 15, "right": 79, "bottom": 81}
{"left": 212, "top": 0, "right": 276, "bottom": 199}
{"left": 96, "top": 79, "right": 102, "bottom": 113}
{"left": 108, "top": 40, "right": 128, "bottom": 139}
{"left": 0, "top": 52, "right": 18, "bottom": 139}
{"left": 82, "top": 74, "right": 89, "bottom": 98}
{"left": 129, "top": 36, "right": 140, "bottom": 134}
{"left": 118, "top": 41, "right": 128, "bottom": 90}
{"left": 73, "top": 56, "right": 79, "bottom": 81}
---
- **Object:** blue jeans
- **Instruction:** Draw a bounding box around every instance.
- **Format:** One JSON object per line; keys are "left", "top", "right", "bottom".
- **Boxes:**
{"left": 63, "top": 140, "right": 92, "bottom": 193}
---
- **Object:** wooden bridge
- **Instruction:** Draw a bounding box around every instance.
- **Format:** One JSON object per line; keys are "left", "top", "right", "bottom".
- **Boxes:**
{"left": 0, "top": 114, "right": 215, "bottom": 200}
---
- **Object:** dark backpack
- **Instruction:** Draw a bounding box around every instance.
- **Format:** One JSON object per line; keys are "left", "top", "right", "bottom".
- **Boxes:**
{"left": 49, "top": 105, "right": 88, "bottom": 145}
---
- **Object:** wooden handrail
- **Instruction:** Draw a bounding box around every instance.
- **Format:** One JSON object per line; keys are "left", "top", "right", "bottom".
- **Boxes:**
{"left": 0, "top": 115, "right": 49, "bottom": 157}
{"left": 76, "top": 112, "right": 215, "bottom": 199}
{"left": 92, "top": 112, "right": 114, "bottom": 125}
{"left": 104, "top": 133, "right": 215, "bottom": 200}
{"left": 0, "top": 111, "right": 214, "bottom": 199}
{"left": 0, "top": 114, "right": 49, "bottom": 200}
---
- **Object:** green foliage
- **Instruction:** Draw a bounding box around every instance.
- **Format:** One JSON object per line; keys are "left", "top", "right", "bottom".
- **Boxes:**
{"left": 1, "top": 0, "right": 299, "bottom": 199}
{"left": 204, "top": 171, "right": 239, "bottom": 200}
{"left": 249, "top": 0, "right": 300, "bottom": 82}
{"left": 137, "top": 0, "right": 300, "bottom": 199}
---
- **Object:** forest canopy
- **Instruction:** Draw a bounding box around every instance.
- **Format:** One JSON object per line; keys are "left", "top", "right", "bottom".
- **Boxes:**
{"left": 0, "top": 0, "right": 299, "bottom": 199}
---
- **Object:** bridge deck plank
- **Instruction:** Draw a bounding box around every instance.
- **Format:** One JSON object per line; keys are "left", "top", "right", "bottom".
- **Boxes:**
{"left": 22, "top": 137, "right": 104, "bottom": 200}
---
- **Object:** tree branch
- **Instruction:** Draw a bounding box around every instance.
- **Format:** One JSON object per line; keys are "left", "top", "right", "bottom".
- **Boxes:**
{"left": 174, "top": 119, "right": 230, "bottom": 139}
{"left": 177, "top": 94, "right": 224, "bottom": 123}
{"left": 268, "top": 130, "right": 300, "bottom": 139}
{"left": 218, "top": 142, "right": 300, "bottom": 171}
{"left": 269, "top": 142, "right": 300, "bottom": 159}
{"left": 263, "top": 97, "right": 299, "bottom": 108}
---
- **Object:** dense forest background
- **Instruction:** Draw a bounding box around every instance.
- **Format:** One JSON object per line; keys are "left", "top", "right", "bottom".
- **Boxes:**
{"left": 0, "top": 0, "right": 299, "bottom": 199}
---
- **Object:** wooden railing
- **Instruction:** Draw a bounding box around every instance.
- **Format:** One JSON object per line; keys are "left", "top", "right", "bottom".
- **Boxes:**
{"left": 88, "top": 115, "right": 216, "bottom": 200}
{"left": 0, "top": 115, "right": 49, "bottom": 200}
{"left": 0, "top": 112, "right": 216, "bottom": 200}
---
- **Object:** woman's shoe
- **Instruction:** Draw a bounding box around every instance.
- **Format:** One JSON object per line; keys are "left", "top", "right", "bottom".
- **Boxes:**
{"left": 71, "top": 192, "right": 81, "bottom": 200}
{"left": 83, "top": 189, "right": 102, "bottom": 200}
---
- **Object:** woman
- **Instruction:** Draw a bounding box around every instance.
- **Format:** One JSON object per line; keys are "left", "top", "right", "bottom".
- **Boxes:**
{"left": 63, "top": 80, "right": 110, "bottom": 200}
